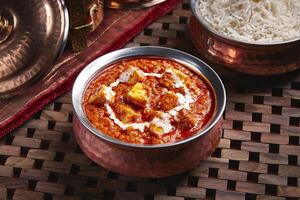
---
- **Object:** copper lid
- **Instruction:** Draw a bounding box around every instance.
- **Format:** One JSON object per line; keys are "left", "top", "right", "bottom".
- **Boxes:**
{"left": 0, "top": 0, "right": 69, "bottom": 97}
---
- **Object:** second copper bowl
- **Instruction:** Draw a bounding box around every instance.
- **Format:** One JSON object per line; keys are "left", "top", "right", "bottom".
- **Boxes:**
{"left": 189, "top": 0, "right": 300, "bottom": 76}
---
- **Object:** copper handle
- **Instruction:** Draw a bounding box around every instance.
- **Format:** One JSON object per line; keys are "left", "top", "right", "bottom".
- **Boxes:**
{"left": 73, "top": 3, "right": 102, "bottom": 34}
{"left": 0, "top": 14, "right": 13, "bottom": 44}
{"left": 0, "top": 16, "right": 6, "bottom": 32}
{"left": 66, "top": 0, "right": 104, "bottom": 51}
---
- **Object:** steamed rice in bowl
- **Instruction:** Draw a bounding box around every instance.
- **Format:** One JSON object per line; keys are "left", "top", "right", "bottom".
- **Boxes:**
{"left": 196, "top": 0, "right": 300, "bottom": 43}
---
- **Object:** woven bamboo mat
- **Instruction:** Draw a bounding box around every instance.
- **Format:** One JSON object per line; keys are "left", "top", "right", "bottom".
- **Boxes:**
{"left": 2, "top": 1, "right": 300, "bottom": 199}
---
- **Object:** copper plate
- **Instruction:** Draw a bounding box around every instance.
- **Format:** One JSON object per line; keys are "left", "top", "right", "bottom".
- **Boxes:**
{"left": 0, "top": 0, "right": 69, "bottom": 97}
{"left": 105, "top": 0, "right": 167, "bottom": 10}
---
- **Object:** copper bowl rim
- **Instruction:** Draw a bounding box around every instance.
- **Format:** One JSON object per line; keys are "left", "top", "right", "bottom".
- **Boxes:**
{"left": 72, "top": 46, "right": 226, "bottom": 149}
{"left": 190, "top": 0, "right": 300, "bottom": 46}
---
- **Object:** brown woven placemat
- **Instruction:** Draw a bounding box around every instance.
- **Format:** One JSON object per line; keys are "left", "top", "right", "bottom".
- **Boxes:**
{"left": 2, "top": 1, "right": 300, "bottom": 199}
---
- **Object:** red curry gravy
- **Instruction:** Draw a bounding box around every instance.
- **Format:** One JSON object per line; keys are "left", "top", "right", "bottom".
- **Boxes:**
{"left": 83, "top": 58, "right": 215, "bottom": 144}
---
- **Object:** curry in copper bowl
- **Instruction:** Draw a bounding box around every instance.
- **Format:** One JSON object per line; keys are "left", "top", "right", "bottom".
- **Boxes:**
{"left": 83, "top": 58, "right": 214, "bottom": 145}
{"left": 72, "top": 46, "right": 225, "bottom": 177}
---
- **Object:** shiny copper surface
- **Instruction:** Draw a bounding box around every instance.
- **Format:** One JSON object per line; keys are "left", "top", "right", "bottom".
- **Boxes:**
{"left": 66, "top": 0, "right": 104, "bottom": 51}
{"left": 0, "top": 0, "right": 68, "bottom": 97}
{"left": 74, "top": 116, "right": 222, "bottom": 178}
{"left": 71, "top": 47, "right": 226, "bottom": 178}
{"left": 105, "top": 0, "right": 167, "bottom": 10}
{"left": 189, "top": 15, "right": 300, "bottom": 75}
{"left": 0, "top": 11, "right": 13, "bottom": 44}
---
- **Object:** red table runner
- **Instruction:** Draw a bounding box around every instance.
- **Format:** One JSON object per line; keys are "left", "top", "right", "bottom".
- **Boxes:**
{"left": 0, "top": 0, "right": 181, "bottom": 136}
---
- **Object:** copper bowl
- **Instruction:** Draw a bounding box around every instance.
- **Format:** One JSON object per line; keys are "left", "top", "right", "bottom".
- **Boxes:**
{"left": 72, "top": 46, "right": 226, "bottom": 178}
{"left": 189, "top": 0, "right": 300, "bottom": 76}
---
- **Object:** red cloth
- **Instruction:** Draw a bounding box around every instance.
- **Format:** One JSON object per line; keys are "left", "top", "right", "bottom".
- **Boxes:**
{"left": 0, "top": 0, "right": 181, "bottom": 136}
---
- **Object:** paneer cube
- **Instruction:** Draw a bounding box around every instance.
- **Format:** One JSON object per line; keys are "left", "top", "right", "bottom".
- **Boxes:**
{"left": 115, "top": 103, "right": 141, "bottom": 123}
{"left": 149, "top": 124, "right": 164, "bottom": 135}
{"left": 128, "top": 70, "right": 145, "bottom": 84}
{"left": 159, "top": 69, "right": 187, "bottom": 89}
{"left": 159, "top": 91, "right": 178, "bottom": 111}
{"left": 178, "top": 109, "right": 202, "bottom": 130}
{"left": 159, "top": 73, "right": 174, "bottom": 89}
{"left": 126, "top": 83, "right": 149, "bottom": 107}
{"left": 185, "top": 80, "right": 201, "bottom": 96}
{"left": 173, "top": 69, "right": 188, "bottom": 82}
{"left": 88, "top": 85, "right": 113, "bottom": 105}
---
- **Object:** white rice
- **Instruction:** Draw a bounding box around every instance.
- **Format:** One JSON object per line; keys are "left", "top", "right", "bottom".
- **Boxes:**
{"left": 196, "top": 0, "right": 300, "bottom": 43}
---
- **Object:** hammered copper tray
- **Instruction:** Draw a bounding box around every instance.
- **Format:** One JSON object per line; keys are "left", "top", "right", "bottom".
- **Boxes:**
{"left": 1, "top": 1, "right": 300, "bottom": 199}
